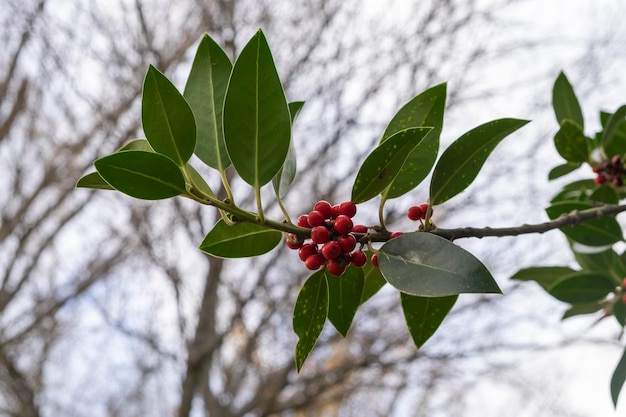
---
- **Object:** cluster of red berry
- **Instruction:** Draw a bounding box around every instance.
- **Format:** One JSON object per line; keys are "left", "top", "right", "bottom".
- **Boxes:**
{"left": 285, "top": 200, "right": 369, "bottom": 276}
{"left": 407, "top": 202, "right": 431, "bottom": 221}
{"left": 593, "top": 155, "right": 624, "bottom": 187}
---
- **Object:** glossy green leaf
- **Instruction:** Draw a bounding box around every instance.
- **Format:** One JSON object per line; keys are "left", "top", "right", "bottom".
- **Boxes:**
{"left": 379, "top": 233, "right": 501, "bottom": 297}
{"left": 548, "top": 272, "right": 615, "bottom": 303}
{"left": 602, "top": 105, "right": 626, "bottom": 158}
{"left": 94, "top": 150, "right": 187, "bottom": 200}
{"left": 187, "top": 164, "right": 216, "bottom": 199}
{"left": 326, "top": 267, "right": 364, "bottom": 337}
{"left": 614, "top": 298, "right": 626, "bottom": 326}
{"left": 293, "top": 271, "right": 328, "bottom": 371}
{"left": 511, "top": 266, "right": 577, "bottom": 290}
{"left": 142, "top": 65, "right": 196, "bottom": 166}
{"left": 359, "top": 253, "right": 387, "bottom": 305}
{"left": 590, "top": 185, "right": 619, "bottom": 204}
{"left": 183, "top": 34, "right": 232, "bottom": 171}
{"left": 401, "top": 293, "right": 457, "bottom": 348}
{"left": 351, "top": 127, "right": 432, "bottom": 204}
{"left": 611, "top": 347, "right": 626, "bottom": 407}
{"left": 272, "top": 101, "right": 304, "bottom": 198}
{"left": 199, "top": 219, "right": 281, "bottom": 258}
{"left": 430, "top": 118, "right": 529, "bottom": 205}
{"left": 548, "top": 162, "right": 581, "bottom": 180}
{"left": 380, "top": 83, "right": 446, "bottom": 199}
{"left": 76, "top": 171, "right": 115, "bottom": 190}
{"left": 550, "top": 180, "right": 595, "bottom": 203}
{"left": 546, "top": 201, "right": 623, "bottom": 246}
{"left": 574, "top": 249, "right": 626, "bottom": 280}
{"left": 223, "top": 30, "right": 291, "bottom": 188}
{"left": 553, "top": 71, "right": 584, "bottom": 129}
{"left": 562, "top": 302, "right": 604, "bottom": 320}
{"left": 554, "top": 120, "right": 588, "bottom": 163}
{"left": 117, "top": 139, "right": 154, "bottom": 152}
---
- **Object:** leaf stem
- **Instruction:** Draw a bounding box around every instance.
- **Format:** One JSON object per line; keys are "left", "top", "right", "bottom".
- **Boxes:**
{"left": 220, "top": 170, "right": 235, "bottom": 204}
{"left": 378, "top": 199, "right": 387, "bottom": 230}
{"left": 275, "top": 191, "right": 292, "bottom": 223}
{"left": 255, "top": 186, "right": 265, "bottom": 223}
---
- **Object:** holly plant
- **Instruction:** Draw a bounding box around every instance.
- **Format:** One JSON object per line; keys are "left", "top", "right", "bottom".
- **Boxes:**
{"left": 77, "top": 30, "right": 626, "bottom": 406}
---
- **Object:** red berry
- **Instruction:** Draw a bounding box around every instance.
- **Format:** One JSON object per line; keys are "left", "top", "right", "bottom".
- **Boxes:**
{"left": 622, "top": 294, "right": 626, "bottom": 304}
{"left": 371, "top": 253, "right": 379, "bottom": 268}
{"left": 297, "top": 214, "right": 310, "bottom": 228}
{"left": 327, "top": 259, "right": 347, "bottom": 276}
{"left": 333, "top": 215, "right": 353, "bottom": 235}
{"left": 314, "top": 200, "right": 333, "bottom": 219}
{"left": 298, "top": 243, "right": 318, "bottom": 261}
{"left": 321, "top": 241, "right": 342, "bottom": 260}
{"left": 351, "top": 251, "right": 367, "bottom": 267}
{"left": 352, "top": 224, "right": 368, "bottom": 234}
{"left": 337, "top": 234, "right": 357, "bottom": 252}
{"left": 285, "top": 234, "right": 303, "bottom": 249}
{"left": 407, "top": 205, "right": 424, "bottom": 221}
{"left": 418, "top": 203, "right": 431, "bottom": 217}
{"left": 389, "top": 231, "right": 404, "bottom": 239}
{"left": 330, "top": 204, "right": 341, "bottom": 219}
{"left": 305, "top": 254, "right": 325, "bottom": 270}
{"left": 612, "top": 155, "right": 622, "bottom": 166}
{"left": 311, "top": 226, "right": 330, "bottom": 244}
{"left": 338, "top": 201, "right": 357, "bottom": 218}
{"left": 614, "top": 176, "right": 624, "bottom": 187}
{"left": 594, "top": 175, "right": 607, "bottom": 185}
{"left": 308, "top": 210, "right": 326, "bottom": 227}
{"left": 622, "top": 277, "right": 626, "bottom": 289}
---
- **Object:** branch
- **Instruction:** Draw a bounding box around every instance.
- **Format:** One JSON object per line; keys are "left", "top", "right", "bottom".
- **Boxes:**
{"left": 430, "top": 204, "right": 626, "bottom": 241}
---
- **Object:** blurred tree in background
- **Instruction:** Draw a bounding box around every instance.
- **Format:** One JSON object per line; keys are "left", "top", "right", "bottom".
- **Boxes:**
{"left": 1, "top": 1, "right": 625, "bottom": 416}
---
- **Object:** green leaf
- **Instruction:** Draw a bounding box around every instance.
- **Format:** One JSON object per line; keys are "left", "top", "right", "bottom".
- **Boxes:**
{"left": 142, "top": 65, "right": 196, "bottom": 166}
{"left": 272, "top": 101, "right": 304, "bottom": 198}
{"left": 590, "top": 185, "right": 619, "bottom": 204}
{"left": 614, "top": 297, "right": 626, "bottom": 326}
{"left": 326, "top": 267, "right": 364, "bottom": 337}
{"left": 429, "top": 118, "right": 529, "bottom": 205}
{"left": 378, "top": 233, "right": 501, "bottom": 297}
{"left": 401, "top": 293, "right": 457, "bottom": 348}
{"left": 223, "top": 29, "right": 291, "bottom": 188}
{"left": 76, "top": 171, "right": 115, "bottom": 190}
{"left": 183, "top": 34, "right": 232, "bottom": 171}
{"left": 94, "top": 151, "right": 187, "bottom": 200}
{"left": 548, "top": 272, "right": 615, "bottom": 303}
{"left": 611, "top": 347, "right": 626, "bottom": 407}
{"left": 293, "top": 271, "right": 328, "bottom": 371}
{"left": 546, "top": 201, "right": 623, "bottom": 246}
{"left": 117, "top": 139, "right": 154, "bottom": 152}
{"left": 380, "top": 83, "right": 446, "bottom": 199}
{"left": 548, "top": 162, "right": 581, "bottom": 180}
{"left": 351, "top": 127, "right": 432, "bottom": 204}
{"left": 602, "top": 105, "right": 626, "bottom": 158}
{"left": 562, "top": 302, "right": 604, "bottom": 320}
{"left": 187, "top": 164, "right": 216, "bottom": 199}
{"left": 550, "top": 180, "right": 595, "bottom": 203}
{"left": 359, "top": 253, "right": 387, "bottom": 305}
{"left": 511, "top": 266, "right": 577, "bottom": 290}
{"left": 574, "top": 248, "right": 626, "bottom": 280}
{"left": 554, "top": 120, "right": 589, "bottom": 163}
{"left": 553, "top": 71, "right": 584, "bottom": 129}
{"left": 199, "top": 219, "right": 281, "bottom": 258}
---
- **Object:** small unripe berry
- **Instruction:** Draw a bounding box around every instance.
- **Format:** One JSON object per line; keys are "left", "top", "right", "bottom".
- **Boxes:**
{"left": 352, "top": 224, "right": 368, "bottom": 234}
{"left": 314, "top": 200, "right": 333, "bottom": 219}
{"left": 299, "top": 243, "right": 318, "bottom": 261}
{"left": 297, "top": 214, "right": 310, "bottom": 228}
{"left": 351, "top": 250, "right": 367, "bottom": 267}
{"left": 311, "top": 226, "right": 330, "bottom": 244}
{"left": 337, "top": 234, "right": 357, "bottom": 252}
{"left": 321, "top": 241, "right": 342, "bottom": 260}
{"left": 371, "top": 253, "right": 379, "bottom": 268}
{"left": 327, "top": 258, "right": 347, "bottom": 276}
{"left": 285, "top": 234, "right": 303, "bottom": 249}
{"left": 338, "top": 201, "right": 357, "bottom": 218}
{"left": 305, "top": 254, "right": 325, "bottom": 270}
{"left": 407, "top": 205, "right": 424, "bottom": 221}
{"left": 333, "top": 215, "right": 353, "bottom": 235}
{"left": 308, "top": 210, "right": 326, "bottom": 227}
{"left": 389, "top": 231, "right": 404, "bottom": 239}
